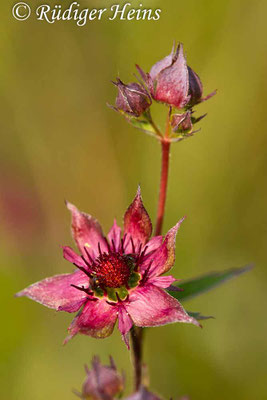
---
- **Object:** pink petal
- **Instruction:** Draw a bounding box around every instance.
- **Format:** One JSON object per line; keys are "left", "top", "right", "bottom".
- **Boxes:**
{"left": 118, "top": 307, "right": 133, "bottom": 349}
{"left": 107, "top": 219, "right": 121, "bottom": 252}
{"left": 155, "top": 44, "right": 190, "bottom": 108}
{"left": 140, "top": 217, "right": 185, "bottom": 278}
{"left": 66, "top": 202, "right": 108, "bottom": 260}
{"left": 124, "top": 187, "right": 152, "bottom": 249}
{"left": 16, "top": 271, "right": 89, "bottom": 312}
{"left": 126, "top": 284, "right": 199, "bottom": 327}
{"left": 148, "top": 275, "right": 177, "bottom": 289}
{"left": 62, "top": 246, "right": 88, "bottom": 268}
{"left": 145, "top": 236, "right": 163, "bottom": 254}
{"left": 65, "top": 299, "right": 118, "bottom": 342}
{"left": 149, "top": 45, "right": 174, "bottom": 80}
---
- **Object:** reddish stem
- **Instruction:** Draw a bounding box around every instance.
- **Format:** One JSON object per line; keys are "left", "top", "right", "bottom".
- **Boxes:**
{"left": 155, "top": 139, "right": 171, "bottom": 236}
{"left": 130, "top": 326, "right": 144, "bottom": 391}
{"left": 155, "top": 108, "right": 172, "bottom": 236}
{"left": 130, "top": 110, "right": 171, "bottom": 390}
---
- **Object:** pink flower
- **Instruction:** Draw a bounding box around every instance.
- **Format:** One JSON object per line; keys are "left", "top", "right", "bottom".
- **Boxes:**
{"left": 16, "top": 187, "right": 199, "bottom": 347}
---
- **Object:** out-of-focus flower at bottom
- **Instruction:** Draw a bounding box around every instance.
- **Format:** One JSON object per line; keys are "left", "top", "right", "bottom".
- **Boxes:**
{"left": 125, "top": 386, "right": 162, "bottom": 400}
{"left": 74, "top": 356, "right": 124, "bottom": 400}
{"left": 74, "top": 356, "right": 190, "bottom": 400}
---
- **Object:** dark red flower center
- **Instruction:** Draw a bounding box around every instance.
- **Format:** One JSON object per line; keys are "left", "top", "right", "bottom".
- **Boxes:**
{"left": 92, "top": 252, "right": 132, "bottom": 288}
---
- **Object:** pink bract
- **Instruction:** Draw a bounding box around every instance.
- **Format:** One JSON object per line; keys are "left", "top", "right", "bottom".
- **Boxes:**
{"left": 16, "top": 187, "right": 199, "bottom": 348}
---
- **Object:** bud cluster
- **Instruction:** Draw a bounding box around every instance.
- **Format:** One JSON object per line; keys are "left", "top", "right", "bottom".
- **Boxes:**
{"left": 110, "top": 43, "right": 215, "bottom": 141}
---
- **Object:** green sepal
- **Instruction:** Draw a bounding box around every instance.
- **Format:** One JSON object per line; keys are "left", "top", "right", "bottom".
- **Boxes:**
{"left": 116, "top": 286, "right": 128, "bottom": 301}
{"left": 93, "top": 287, "right": 104, "bottom": 298}
{"left": 106, "top": 288, "right": 117, "bottom": 302}
{"left": 106, "top": 286, "right": 129, "bottom": 302}
{"left": 128, "top": 272, "right": 141, "bottom": 288}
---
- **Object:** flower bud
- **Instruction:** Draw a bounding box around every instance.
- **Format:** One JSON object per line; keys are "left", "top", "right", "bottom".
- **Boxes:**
{"left": 171, "top": 111, "right": 193, "bottom": 133}
{"left": 124, "top": 386, "right": 162, "bottom": 400}
{"left": 113, "top": 79, "right": 151, "bottom": 117}
{"left": 137, "top": 43, "right": 216, "bottom": 109}
{"left": 137, "top": 44, "right": 189, "bottom": 108}
{"left": 80, "top": 356, "right": 124, "bottom": 400}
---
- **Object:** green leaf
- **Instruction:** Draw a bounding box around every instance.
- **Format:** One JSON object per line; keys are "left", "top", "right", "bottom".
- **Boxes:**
{"left": 128, "top": 117, "right": 159, "bottom": 138}
{"left": 187, "top": 311, "right": 214, "bottom": 321}
{"left": 168, "top": 265, "right": 253, "bottom": 302}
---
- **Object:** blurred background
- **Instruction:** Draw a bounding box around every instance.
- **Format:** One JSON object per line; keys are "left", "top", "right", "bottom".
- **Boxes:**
{"left": 1, "top": 0, "right": 267, "bottom": 398}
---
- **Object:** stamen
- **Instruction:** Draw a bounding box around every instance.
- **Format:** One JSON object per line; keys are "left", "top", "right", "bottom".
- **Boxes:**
{"left": 140, "top": 260, "right": 153, "bottom": 284}
{"left": 70, "top": 284, "right": 93, "bottom": 295}
{"left": 106, "top": 300, "right": 118, "bottom": 306}
{"left": 120, "top": 237, "right": 125, "bottom": 253}
{"left": 138, "top": 245, "right": 148, "bottom": 263}
{"left": 104, "top": 237, "right": 111, "bottom": 252}
{"left": 116, "top": 292, "right": 121, "bottom": 302}
{"left": 137, "top": 242, "right": 142, "bottom": 256}
{"left": 83, "top": 246, "right": 94, "bottom": 264}
{"left": 74, "top": 264, "right": 92, "bottom": 278}
{"left": 130, "top": 237, "right": 136, "bottom": 253}
{"left": 98, "top": 242, "right": 103, "bottom": 257}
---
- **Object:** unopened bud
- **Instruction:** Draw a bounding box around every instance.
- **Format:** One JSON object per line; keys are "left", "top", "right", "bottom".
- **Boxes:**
{"left": 171, "top": 111, "right": 193, "bottom": 133}
{"left": 80, "top": 356, "right": 124, "bottom": 400}
{"left": 113, "top": 79, "right": 151, "bottom": 117}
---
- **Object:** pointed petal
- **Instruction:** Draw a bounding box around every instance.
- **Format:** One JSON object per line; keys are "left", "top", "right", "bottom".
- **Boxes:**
{"left": 126, "top": 284, "right": 200, "bottom": 327}
{"left": 201, "top": 89, "right": 217, "bottom": 102}
{"left": 16, "top": 271, "right": 89, "bottom": 312}
{"left": 140, "top": 217, "right": 185, "bottom": 277}
{"left": 136, "top": 65, "right": 154, "bottom": 94}
{"left": 148, "top": 275, "right": 177, "bottom": 289}
{"left": 188, "top": 66, "right": 203, "bottom": 105}
{"left": 149, "top": 45, "right": 174, "bottom": 80}
{"left": 66, "top": 299, "right": 118, "bottom": 341}
{"left": 124, "top": 187, "right": 152, "bottom": 248}
{"left": 108, "top": 220, "right": 121, "bottom": 252}
{"left": 155, "top": 44, "right": 190, "bottom": 108}
{"left": 66, "top": 202, "right": 108, "bottom": 260}
{"left": 62, "top": 246, "right": 88, "bottom": 268}
{"left": 117, "top": 307, "right": 133, "bottom": 349}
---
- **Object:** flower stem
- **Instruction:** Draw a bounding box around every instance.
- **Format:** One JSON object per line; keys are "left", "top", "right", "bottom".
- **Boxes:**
{"left": 155, "top": 108, "right": 172, "bottom": 236}
{"left": 130, "top": 111, "right": 171, "bottom": 390}
{"left": 130, "top": 326, "right": 144, "bottom": 391}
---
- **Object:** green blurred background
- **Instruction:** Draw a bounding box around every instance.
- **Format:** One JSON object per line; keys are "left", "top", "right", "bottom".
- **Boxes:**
{"left": 1, "top": 0, "right": 267, "bottom": 398}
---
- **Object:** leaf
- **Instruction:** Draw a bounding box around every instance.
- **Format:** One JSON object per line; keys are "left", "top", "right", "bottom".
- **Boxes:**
{"left": 128, "top": 117, "right": 159, "bottom": 138}
{"left": 168, "top": 264, "right": 253, "bottom": 302}
{"left": 187, "top": 311, "right": 214, "bottom": 321}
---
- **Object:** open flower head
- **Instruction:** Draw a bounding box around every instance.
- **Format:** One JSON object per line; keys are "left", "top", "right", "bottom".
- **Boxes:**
{"left": 16, "top": 187, "right": 199, "bottom": 347}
